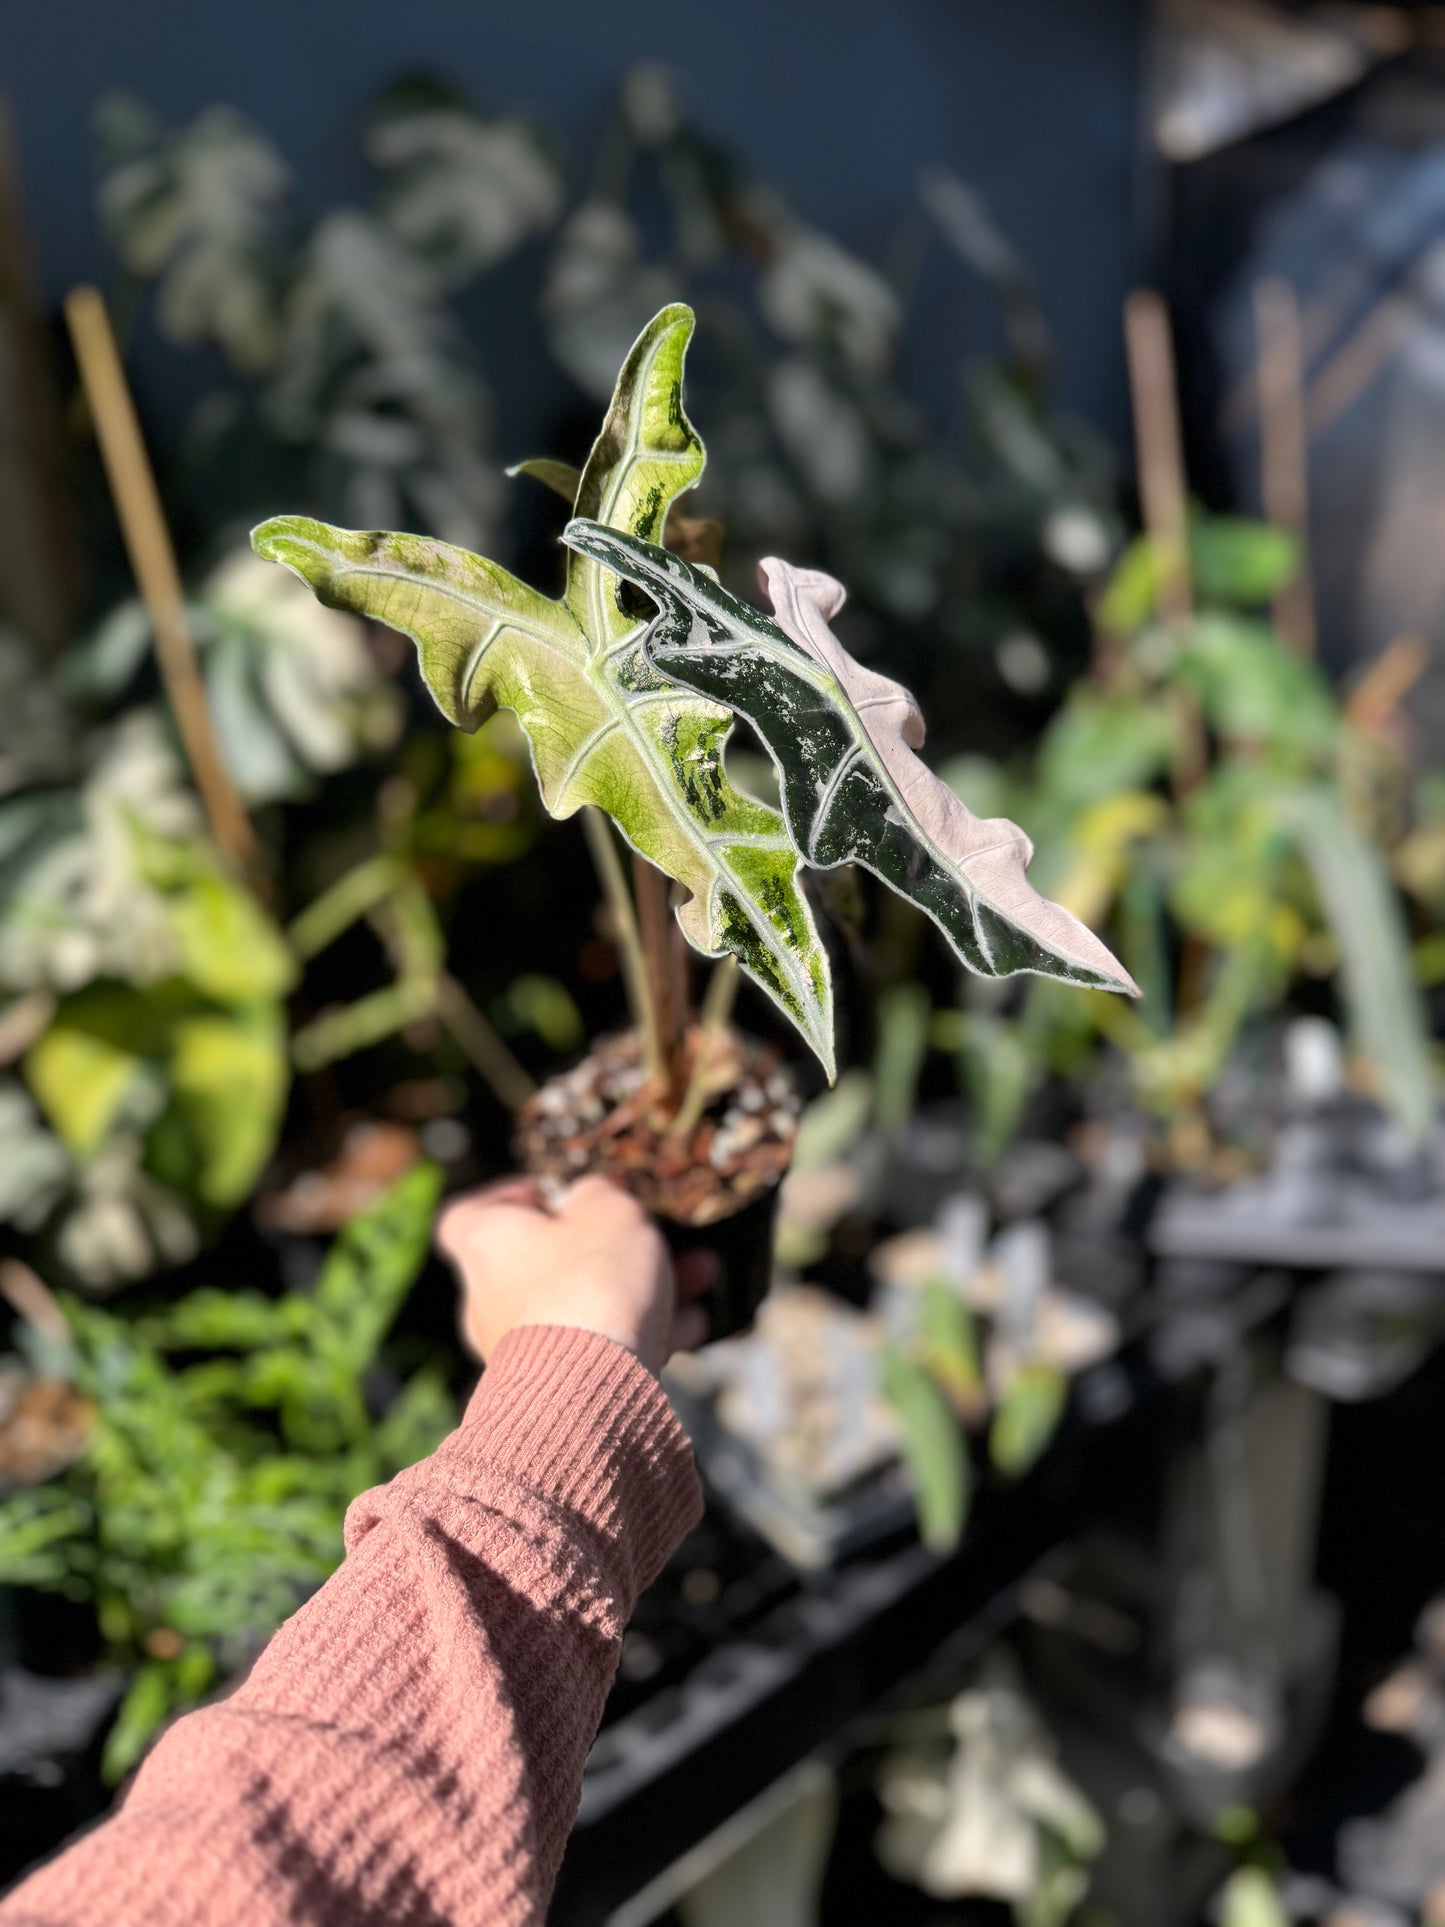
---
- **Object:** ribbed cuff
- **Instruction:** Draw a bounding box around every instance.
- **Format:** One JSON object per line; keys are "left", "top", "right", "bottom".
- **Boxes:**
{"left": 446, "top": 1325, "right": 703, "bottom": 1605}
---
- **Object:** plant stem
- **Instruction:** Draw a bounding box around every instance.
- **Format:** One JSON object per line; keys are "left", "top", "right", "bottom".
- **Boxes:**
{"left": 0, "top": 1258, "right": 71, "bottom": 1345}
{"left": 433, "top": 972, "right": 537, "bottom": 1112}
{"left": 1254, "top": 276, "right": 1317, "bottom": 660}
{"left": 581, "top": 809, "right": 662, "bottom": 1080}
{"left": 632, "top": 851, "right": 688, "bottom": 1108}
{"left": 63, "top": 285, "right": 259, "bottom": 879}
{"left": 667, "top": 956, "right": 740, "bottom": 1139}
{"left": 287, "top": 855, "right": 406, "bottom": 961}
{"left": 1123, "top": 288, "right": 1192, "bottom": 625}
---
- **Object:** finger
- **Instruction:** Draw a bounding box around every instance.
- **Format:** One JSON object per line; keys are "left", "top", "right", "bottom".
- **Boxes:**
{"left": 557, "top": 1172, "right": 638, "bottom": 1216}
{"left": 436, "top": 1179, "right": 542, "bottom": 1258}
{"left": 674, "top": 1247, "right": 721, "bottom": 1301}
{"left": 667, "top": 1304, "right": 711, "bottom": 1356}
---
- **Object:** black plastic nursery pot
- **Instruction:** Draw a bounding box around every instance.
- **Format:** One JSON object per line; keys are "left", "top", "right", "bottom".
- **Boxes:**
{"left": 662, "top": 1181, "right": 783, "bottom": 1344}
{"left": 514, "top": 1029, "right": 799, "bottom": 1342}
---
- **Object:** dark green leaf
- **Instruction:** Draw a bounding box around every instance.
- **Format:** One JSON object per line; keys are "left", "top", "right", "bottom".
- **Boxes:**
{"left": 561, "top": 521, "right": 1138, "bottom": 998}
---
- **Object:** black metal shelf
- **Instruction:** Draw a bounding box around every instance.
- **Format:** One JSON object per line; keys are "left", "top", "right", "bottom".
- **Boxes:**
{"left": 553, "top": 1335, "right": 1204, "bottom": 1926}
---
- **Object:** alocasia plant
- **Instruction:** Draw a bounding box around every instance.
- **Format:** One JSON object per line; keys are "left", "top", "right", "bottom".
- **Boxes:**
{"left": 253, "top": 304, "right": 1134, "bottom": 1079}
{"left": 560, "top": 521, "right": 1136, "bottom": 996}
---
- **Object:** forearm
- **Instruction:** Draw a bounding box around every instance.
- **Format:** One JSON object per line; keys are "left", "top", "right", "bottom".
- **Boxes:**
{"left": 0, "top": 1325, "right": 701, "bottom": 1927}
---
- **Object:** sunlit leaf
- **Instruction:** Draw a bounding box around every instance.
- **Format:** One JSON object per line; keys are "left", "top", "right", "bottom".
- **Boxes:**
{"left": 168, "top": 1008, "right": 288, "bottom": 1208}
{"left": 254, "top": 305, "right": 835, "bottom": 1072}
{"left": 563, "top": 520, "right": 1137, "bottom": 997}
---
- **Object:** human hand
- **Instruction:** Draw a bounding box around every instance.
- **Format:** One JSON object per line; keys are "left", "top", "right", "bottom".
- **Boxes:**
{"left": 437, "top": 1174, "right": 716, "bottom": 1375}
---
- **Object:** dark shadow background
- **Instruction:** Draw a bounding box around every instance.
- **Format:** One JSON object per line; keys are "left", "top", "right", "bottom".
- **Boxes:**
{"left": 6, "top": 0, "right": 1150, "bottom": 456}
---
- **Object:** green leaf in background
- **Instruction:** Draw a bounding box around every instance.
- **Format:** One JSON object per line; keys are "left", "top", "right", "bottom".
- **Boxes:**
{"left": 168, "top": 1007, "right": 288, "bottom": 1208}
{"left": 1175, "top": 616, "right": 1337, "bottom": 762}
{"left": 1189, "top": 517, "right": 1298, "bottom": 607}
{"left": 103, "top": 1660, "right": 173, "bottom": 1785}
{"left": 0, "top": 1167, "right": 456, "bottom": 1778}
{"left": 25, "top": 998, "right": 154, "bottom": 1159}
{"left": 563, "top": 520, "right": 1137, "bottom": 997}
{"left": 254, "top": 305, "right": 835, "bottom": 1072}
{"left": 789, "top": 1067, "right": 874, "bottom": 1171}
{"left": 1278, "top": 785, "right": 1436, "bottom": 1139}
{"left": 314, "top": 1161, "right": 444, "bottom": 1378}
{"left": 136, "top": 836, "right": 296, "bottom": 1003}
{"left": 1219, "top": 1868, "right": 1289, "bottom": 1927}
{"left": 990, "top": 1364, "right": 1067, "bottom": 1477}
{"left": 880, "top": 1344, "right": 972, "bottom": 1552}
{"left": 872, "top": 982, "right": 933, "bottom": 1144}
{"left": 959, "top": 1005, "right": 1035, "bottom": 1172}
{"left": 1034, "top": 688, "right": 1180, "bottom": 818}
{"left": 917, "top": 1280, "right": 985, "bottom": 1414}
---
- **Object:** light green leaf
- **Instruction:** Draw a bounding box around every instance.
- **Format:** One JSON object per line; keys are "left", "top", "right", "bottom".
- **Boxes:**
{"left": 253, "top": 306, "right": 835, "bottom": 1071}
{"left": 25, "top": 989, "right": 161, "bottom": 1158}
{"left": 1278, "top": 785, "right": 1435, "bottom": 1139}
{"left": 314, "top": 1162, "right": 444, "bottom": 1376}
{"left": 1190, "top": 517, "right": 1298, "bottom": 606}
{"left": 990, "top": 1364, "right": 1067, "bottom": 1477}
{"left": 506, "top": 456, "right": 582, "bottom": 504}
{"left": 880, "top": 1345, "right": 971, "bottom": 1552}
{"left": 168, "top": 1007, "right": 289, "bottom": 1207}
{"left": 563, "top": 520, "right": 1137, "bottom": 998}
{"left": 163, "top": 870, "right": 297, "bottom": 1004}
{"left": 918, "top": 1280, "right": 984, "bottom": 1411}
{"left": 1035, "top": 687, "right": 1179, "bottom": 816}
{"left": 873, "top": 981, "right": 932, "bottom": 1143}
{"left": 790, "top": 1068, "right": 874, "bottom": 1171}
{"left": 1219, "top": 1868, "right": 1289, "bottom": 1927}
{"left": 102, "top": 1660, "right": 173, "bottom": 1784}
{"left": 1176, "top": 615, "right": 1337, "bottom": 760}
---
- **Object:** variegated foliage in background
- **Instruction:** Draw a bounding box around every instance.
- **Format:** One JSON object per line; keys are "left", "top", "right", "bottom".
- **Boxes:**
{"left": 254, "top": 305, "right": 837, "bottom": 1072}
{"left": 73, "top": 549, "right": 403, "bottom": 805}
{"left": 98, "top": 89, "right": 563, "bottom": 548}
{"left": 0, "top": 714, "right": 296, "bottom": 1285}
{"left": 561, "top": 519, "right": 1137, "bottom": 998}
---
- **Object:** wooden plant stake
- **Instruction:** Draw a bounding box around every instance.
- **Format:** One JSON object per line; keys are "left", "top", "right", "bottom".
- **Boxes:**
{"left": 64, "top": 285, "right": 259, "bottom": 880}
{"left": 1124, "top": 288, "right": 1193, "bottom": 624}
{"left": 1254, "top": 276, "right": 1317, "bottom": 660}
{"left": 1124, "top": 288, "right": 1206, "bottom": 799}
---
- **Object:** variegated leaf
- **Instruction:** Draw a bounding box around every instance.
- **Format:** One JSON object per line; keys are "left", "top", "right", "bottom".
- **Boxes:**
{"left": 561, "top": 520, "right": 1138, "bottom": 997}
{"left": 253, "top": 306, "right": 835, "bottom": 1072}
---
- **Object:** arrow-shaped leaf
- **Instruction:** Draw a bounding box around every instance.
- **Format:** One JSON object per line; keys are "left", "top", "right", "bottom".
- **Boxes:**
{"left": 561, "top": 520, "right": 1138, "bottom": 997}
{"left": 254, "top": 305, "right": 835, "bottom": 1071}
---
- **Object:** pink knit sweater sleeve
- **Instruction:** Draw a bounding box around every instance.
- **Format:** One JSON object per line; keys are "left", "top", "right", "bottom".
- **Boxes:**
{"left": 0, "top": 1324, "right": 703, "bottom": 1927}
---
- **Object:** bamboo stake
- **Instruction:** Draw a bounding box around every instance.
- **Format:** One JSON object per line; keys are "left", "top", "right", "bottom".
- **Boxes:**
{"left": 63, "top": 285, "right": 258, "bottom": 876}
{"left": 1123, "top": 289, "right": 1193, "bottom": 624}
{"left": 433, "top": 971, "right": 538, "bottom": 1113}
{"left": 1254, "top": 277, "right": 1317, "bottom": 660}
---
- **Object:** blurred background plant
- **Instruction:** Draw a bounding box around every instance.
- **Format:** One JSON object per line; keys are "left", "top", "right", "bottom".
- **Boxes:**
{"left": 0, "top": 40, "right": 1442, "bottom": 1923}
{"left": 0, "top": 1163, "right": 450, "bottom": 1780}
